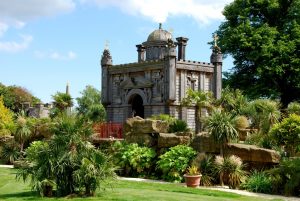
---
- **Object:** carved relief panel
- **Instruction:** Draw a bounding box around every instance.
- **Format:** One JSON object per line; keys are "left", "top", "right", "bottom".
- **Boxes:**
{"left": 152, "top": 70, "right": 164, "bottom": 103}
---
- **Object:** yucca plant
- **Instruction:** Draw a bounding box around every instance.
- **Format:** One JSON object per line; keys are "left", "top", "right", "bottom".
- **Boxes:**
{"left": 205, "top": 109, "right": 238, "bottom": 156}
{"left": 193, "top": 153, "right": 215, "bottom": 186}
{"left": 214, "top": 155, "right": 247, "bottom": 189}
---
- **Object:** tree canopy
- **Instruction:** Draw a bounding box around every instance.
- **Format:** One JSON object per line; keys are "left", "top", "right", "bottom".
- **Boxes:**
{"left": 216, "top": 0, "right": 300, "bottom": 106}
{"left": 0, "top": 83, "right": 40, "bottom": 112}
{"left": 76, "top": 86, "right": 106, "bottom": 122}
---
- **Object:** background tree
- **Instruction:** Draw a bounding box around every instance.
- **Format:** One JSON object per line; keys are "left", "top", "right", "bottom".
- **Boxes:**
{"left": 76, "top": 85, "right": 106, "bottom": 122}
{"left": 215, "top": 0, "right": 300, "bottom": 106}
{"left": 0, "top": 83, "right": 40, "bottom": 112}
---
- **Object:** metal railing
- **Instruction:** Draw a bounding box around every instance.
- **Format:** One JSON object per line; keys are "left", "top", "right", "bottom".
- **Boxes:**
{"left": 93, "top": 122, "right": 123, "bottom": 139}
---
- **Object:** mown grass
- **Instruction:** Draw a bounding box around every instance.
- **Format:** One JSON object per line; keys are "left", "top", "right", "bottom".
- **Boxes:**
{"left": 0, "top": 168, "right": 282, "bottom": 201}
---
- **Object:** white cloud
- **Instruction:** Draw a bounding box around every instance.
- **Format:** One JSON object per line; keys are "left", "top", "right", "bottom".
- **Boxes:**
{"left": 35, "top": 50, "right": 77, "bottom": 60}
{"left": 82, "top": 0, "right": 232, "bottom": 24}
{"left": 0, "top": 0, "right": 75, "bottom": 53}
{"left": 0, "top": 22, "right": 8, "bottom": 37}
{"left": 0, "top": 0, "right": 75, "bottom": 23}
{"left": 0, "top": 35, "right": 32, "bottom": 52}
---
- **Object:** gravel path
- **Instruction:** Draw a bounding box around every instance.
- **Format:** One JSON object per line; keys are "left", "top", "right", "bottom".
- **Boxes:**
{"left": 0, "top": 165, "right": 13, "bottom": 168}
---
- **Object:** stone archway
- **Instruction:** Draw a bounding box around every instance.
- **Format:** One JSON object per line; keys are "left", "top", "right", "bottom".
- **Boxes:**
{"left": 128, "top": 94, "right": 144, "bottom": 118}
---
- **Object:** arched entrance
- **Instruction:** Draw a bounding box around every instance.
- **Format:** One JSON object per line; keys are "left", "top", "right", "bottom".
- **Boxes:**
{"left": 129, "top": 94, "right": 144, "bottom": 118}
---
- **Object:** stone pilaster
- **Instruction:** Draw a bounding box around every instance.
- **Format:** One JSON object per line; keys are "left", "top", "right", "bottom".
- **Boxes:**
{"left": 165, "top": 39, "right": 177, "bottom": 103}
{"left": 210, "top": 46, "right": 222, "bottom": 99}
{"left": 101, "top": 49, "right": 113, "bottom": 106}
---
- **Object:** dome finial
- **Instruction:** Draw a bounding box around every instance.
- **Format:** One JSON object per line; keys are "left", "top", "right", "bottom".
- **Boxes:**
{"left": 159, "top": 23, "right": 162, "bottom": 29}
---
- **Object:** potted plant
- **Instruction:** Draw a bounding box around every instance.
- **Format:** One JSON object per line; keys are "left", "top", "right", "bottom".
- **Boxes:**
{"left": 184, "top": 165, "right": 202, "bottom": 188}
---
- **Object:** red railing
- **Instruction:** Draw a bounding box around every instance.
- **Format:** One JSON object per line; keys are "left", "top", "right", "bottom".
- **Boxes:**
{"left": 93, "top": 122, "right": 123, "bottom": 139}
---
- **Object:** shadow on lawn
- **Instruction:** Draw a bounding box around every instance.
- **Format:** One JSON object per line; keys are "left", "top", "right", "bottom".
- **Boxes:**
{"left": 0, "top": 191, "right": 38, "bottom": 200}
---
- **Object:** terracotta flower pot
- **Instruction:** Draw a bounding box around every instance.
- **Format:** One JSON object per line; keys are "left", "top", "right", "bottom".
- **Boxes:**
{"left": 184, "top": 174, "right": 202, "bottom": 188}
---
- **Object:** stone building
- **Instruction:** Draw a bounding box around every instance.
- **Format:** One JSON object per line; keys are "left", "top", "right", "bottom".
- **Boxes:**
{"left": 101, "top": 24, "right": 222, "bottom": 131}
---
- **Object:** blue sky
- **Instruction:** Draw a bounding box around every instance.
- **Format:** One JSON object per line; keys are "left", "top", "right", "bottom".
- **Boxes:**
{"left": 0, "top": 0, "right": 233, "bottom": 104}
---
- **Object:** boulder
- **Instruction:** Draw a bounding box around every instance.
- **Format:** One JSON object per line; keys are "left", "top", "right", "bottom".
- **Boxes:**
{"left": 124, "top": 132, "right": 157, "bottom": 147}
{"left": 158, "top": 133, "right": 190, "bottom": 148}
{"left": 225, "top": 143, "right": 280, "bottom": 164}
{"left": 190, "top": 132, "right": 220, "bottom": 154}
{"left": 124, "top": 117, "right": 169, "bottom": 134}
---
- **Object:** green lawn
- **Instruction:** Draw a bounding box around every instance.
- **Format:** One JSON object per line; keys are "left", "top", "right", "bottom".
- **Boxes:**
{"left": 0, "top": 168, "right": 282, "bottom": 201}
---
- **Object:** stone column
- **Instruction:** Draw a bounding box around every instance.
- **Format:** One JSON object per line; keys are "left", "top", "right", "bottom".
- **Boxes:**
{"left": 176, "top": 37, "right": 188, "bottom": 60}
{"left": 136, "top": 44, "right": 146, "bottom": 62}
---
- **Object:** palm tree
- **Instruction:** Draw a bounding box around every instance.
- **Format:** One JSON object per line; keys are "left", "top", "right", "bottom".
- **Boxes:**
{"left": 215, "top": 87, "right": 248, "bottom": 116}
{"left": 181, "top": 89, "right": 214, "bottom": 132}
{"left": 205, "top": 109, "right": 238, "bottom": 156}
{"left": 14, "top": 112, "right": 32, "bottom": 152}
{"left": 17, "top": 114, "right": 115, "bottom": 197}
{"left": 52, "top": 92, "right": 73, "bottom": 111}
{"left": 243, "top": 99, "right": 280, "bottom": 134}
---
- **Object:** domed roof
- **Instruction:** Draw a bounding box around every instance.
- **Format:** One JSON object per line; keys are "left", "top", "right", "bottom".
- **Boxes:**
{"left": 147, "top": 23, "right": 172, "bottom": 42}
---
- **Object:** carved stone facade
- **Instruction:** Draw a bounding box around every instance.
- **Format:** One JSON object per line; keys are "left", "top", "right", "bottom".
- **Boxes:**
{"left": 101, "top": 24, "right": 222, "bottom": 132}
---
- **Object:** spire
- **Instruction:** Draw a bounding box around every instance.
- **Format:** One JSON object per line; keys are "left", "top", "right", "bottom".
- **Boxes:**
{"left": 66, "top": 82, "right": 70, "bottom": 95}
{"left": 159, "top": 23, "right": 162, "bottom": 29}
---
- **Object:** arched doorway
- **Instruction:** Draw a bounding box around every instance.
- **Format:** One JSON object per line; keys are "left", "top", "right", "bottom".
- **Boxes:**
{"left": 129, "top": 94, "right": 144, "bottom": 118}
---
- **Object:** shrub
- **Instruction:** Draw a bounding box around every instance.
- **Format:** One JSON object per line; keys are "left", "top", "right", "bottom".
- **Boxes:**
{"left": 287, "top": 102, "right": 300, "bottom": 115}
{"left": 1, "top": 140, "right": 20, "bottom": 164}
{"left": 157, "top": 145, "right": 196, "bottom": 182}
{"left": 214, "top": 155, "right": 247, "bottom": 189}
{"left": 168, "top": 119, "right": 189, "bottom": 133}
{"left": 267, "top": 158, "right": 300, "bottom": 196}
{"left": 149, "top": 114, "right": 176, "bottom": 125}
{"left": 112, "top": 141, "right": 156, "bottom": 177}
{"left": 234, "top": 115, "right": 249, "bottom": 129}
{"left": 270, "top": 114, "right": 300, "bottom": 156}
{"left": 241, "top": 171, "right": 272, "bottom": 194}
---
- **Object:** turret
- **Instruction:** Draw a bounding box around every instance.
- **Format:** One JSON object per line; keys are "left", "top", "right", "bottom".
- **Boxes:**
{"left": 210, "top": 34, "right": 222, "bottom": 99}
{"left": 101, "top": 48, "right": 113, "bottom": 105}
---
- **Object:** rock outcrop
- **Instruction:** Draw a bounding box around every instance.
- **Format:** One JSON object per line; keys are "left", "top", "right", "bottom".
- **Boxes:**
{"left": 225, "top": 143, "right": 280, "bottom": 164}
{"left": 157, "top": 132, "right": 192, "bottom": 148}
{"left": 191, "top": 132, "right": 220, "bottom": 154}
{"left": 124, "top": 117, "right": 191, "bottom": 147}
